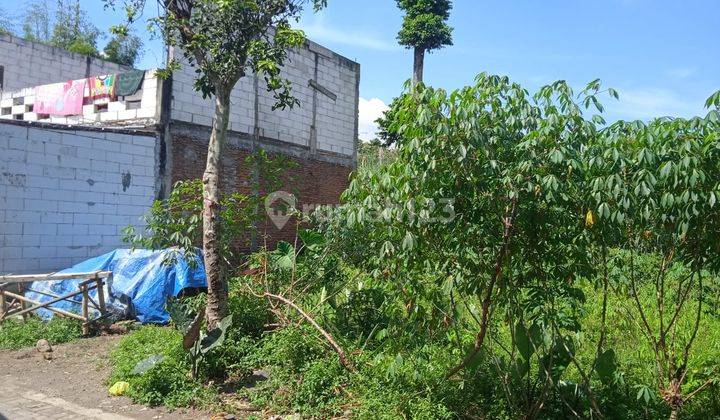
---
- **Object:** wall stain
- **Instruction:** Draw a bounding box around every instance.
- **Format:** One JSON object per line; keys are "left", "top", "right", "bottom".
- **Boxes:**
{"left": 1, "top": 172, "right": 27, "bottom": 187}
{"left": 121, "top": 171, "right": 132, "bottom": 192}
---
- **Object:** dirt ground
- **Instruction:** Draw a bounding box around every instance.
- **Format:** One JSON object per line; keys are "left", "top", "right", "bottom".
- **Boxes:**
{"left": 0, "top": 335, "right": 212, "bottom": 420}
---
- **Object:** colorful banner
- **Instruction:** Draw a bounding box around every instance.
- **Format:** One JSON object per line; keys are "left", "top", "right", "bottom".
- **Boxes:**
{"left": 88, "top": 74, "right": 116, "bottom": 99}
{"left": 34, "top": 79, "right": 87, "bottom": 116}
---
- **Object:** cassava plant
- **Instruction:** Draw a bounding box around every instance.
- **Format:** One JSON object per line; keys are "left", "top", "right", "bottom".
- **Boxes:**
{"left": 107, "top": 0, "right": 327, "bottom": 328}
{"left": 584, "top": 95, "right": 720, "bottom": 419}
{"left": 329, "top": 76, "right": 720, "bottom": 417}
{"left": 338, "top": 75, "right": 607, "bottom": 380}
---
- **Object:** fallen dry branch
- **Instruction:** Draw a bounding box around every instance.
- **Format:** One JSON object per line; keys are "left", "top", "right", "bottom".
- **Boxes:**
{"left": 263, "top": 291, "right": 356, "bottom": 372}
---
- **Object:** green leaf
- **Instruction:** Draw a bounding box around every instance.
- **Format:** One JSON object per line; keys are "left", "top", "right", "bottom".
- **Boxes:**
{"left": 515, "top": 322, "right": 540, "bottom": 361}
{"left": 402, "top": 231, "right": 415, "bottom": 250}
{"left": 196, "top": 314, "right": 233, "bottom": 356}
{"left": 166, "top": 297, "right": 195, "bottom": 335}
{"left": 131, "top": 354, "right": 165, "bottom": 375}
{"left": 299, "top": 229, "right": 325, "bottom": 251}
{"left": 595, "top": 349, "right": 617, "bottom": 385}
{"left": 272, "top": 241, "right": 295, "bottom": 270}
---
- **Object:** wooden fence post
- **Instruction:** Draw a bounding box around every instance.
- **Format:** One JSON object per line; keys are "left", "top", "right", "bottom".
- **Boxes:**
{"left": 96, "top": 274, "right": 106, "bottom": 314}
{"left": 20, "top": 285, "right": 29, "bottom": 322}
{"left": 0, "top": 287, "right": 6, "bottom": 320}
{"left": 81, "top": 284, "right": 89, "bottom": 335}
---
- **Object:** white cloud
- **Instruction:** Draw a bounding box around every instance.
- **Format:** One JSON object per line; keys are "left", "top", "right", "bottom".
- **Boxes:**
{"left": 299, "top": 15, "right": 397, "bottom": 52}
{"left": 358, "top": 97, "right": 389, "bottom": 141}
{"left": 606, "top": 88, "right": 706, "bottom": 120}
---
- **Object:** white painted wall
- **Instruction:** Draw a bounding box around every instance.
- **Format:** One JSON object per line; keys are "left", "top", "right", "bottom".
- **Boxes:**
{"left": 0, "top": 122, "right": 157, "bottom": 274}
{"left": 169, "top": 41, "right": 359, "bottom": 158}
{"left": 0, "top": 34, "right": 132, "bottom": 92}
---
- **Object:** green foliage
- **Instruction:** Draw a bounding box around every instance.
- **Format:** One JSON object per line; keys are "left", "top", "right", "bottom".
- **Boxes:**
{"left": 107, "top": 0, "right": 326, "bottom": 100}
{"left": 18, "top": 0, "right": 102, "bottom": 56}
{"left": 51, "top": 0, "right": 101, "bottom": 55}
{"left": 323, "top": 75, "right": 720, "bottom": 417}
{"left": 164, "top": 297, "right": 234, "bottom": 378}
{"left": 123, "top": 179, "right": 254, "bottom": 266}
{"left": 108, "top": 75, "right": 720, "bottom": 418}
{"left": 335, "top": 287, "right": 389, "bottom": 342}
{"left": 103, "top": 32, "right": 143, "bottom": 66}
{"left": 0, "top": 317, "right": 82, "bottom": 350}
{"left": 357, "top": 139, "right": 396, "bottom": 170}
{"left": 109, "top": 325, "right": 215, "bottom": 408}
{"left": 396, "top": 0, "right": 453, "bottom": 51}
{"left": 123, "top": 151, "right": 293, "bottom": 267}
{"left": 21, "top": 0, "right": 52, "bottom": 42}
{"left": 259, "top": 325, "right": 328, "bottom": 374}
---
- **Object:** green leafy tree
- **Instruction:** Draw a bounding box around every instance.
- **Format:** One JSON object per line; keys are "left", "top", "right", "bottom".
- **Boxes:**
{"left": 50, "top": 0, "right": 101, "bottom": 55}
{"left": 104, "top": 32, "right": 143, "bottom": 66}
{"left": 22, "top": 0, "right": 52, "bottom": 42}
{"left": 20, "top": 0, "right": 101, "bottom": 55}
{"left": 396, "top": 0, "right": 453, "bottom": 84}
{"left": 109, "top": 0, "right": 326, "bottom": 328}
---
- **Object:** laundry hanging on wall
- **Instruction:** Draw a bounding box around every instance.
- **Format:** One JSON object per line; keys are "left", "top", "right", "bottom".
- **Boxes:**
{"left": 115, "top": 70, "right": 145, "bottom": 96}
{"left": 88, "top": 74, "right": 117, "bottom": 99}
{"left": 34, "top": 79, "right": 87, "bottom": 116}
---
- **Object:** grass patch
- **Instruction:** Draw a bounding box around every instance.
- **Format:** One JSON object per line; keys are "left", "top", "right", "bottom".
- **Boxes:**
{"left": 0, "top": 317, "right": 83, "bottom": 350}
{"left": 108, "top": 325, "right": 216, "bottom": 408}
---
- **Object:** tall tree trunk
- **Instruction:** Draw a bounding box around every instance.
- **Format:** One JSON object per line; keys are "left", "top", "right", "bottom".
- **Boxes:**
{"left": 203, "top": 87, "right": 231, "bottom": 329}
{"left": 413, "top": 46, "right": 425, "bottom": 85}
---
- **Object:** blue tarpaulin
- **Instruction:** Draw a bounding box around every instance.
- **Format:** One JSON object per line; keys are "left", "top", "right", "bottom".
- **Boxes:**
{"left": 25, "top": 249, "right": 206, "bottom": 324}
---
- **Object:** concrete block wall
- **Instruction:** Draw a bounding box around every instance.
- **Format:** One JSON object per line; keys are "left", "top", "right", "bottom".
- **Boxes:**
{"left": 0, "top": 71, "right": 160, "bottom": 126}
{"left": 0, "top": 122, "right": 157, "bottom": 274}
{"left": 0, "top": 34, "right": 132, "bottom": 92}
{"left": 169, "top": 40, "right": 360, "bottom": 159}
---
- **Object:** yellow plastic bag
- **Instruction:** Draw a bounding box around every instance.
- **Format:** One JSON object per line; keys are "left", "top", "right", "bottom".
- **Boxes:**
{"left": 108, "top": 381, "right": 130, "bottom": 396}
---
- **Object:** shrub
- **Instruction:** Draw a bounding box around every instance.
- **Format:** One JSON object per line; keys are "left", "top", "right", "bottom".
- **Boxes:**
{"left": 0, "top": 317, "right": 82, "bottom": 350}
{"left": 335, "top": 287, "right": 389, "bottom": 342}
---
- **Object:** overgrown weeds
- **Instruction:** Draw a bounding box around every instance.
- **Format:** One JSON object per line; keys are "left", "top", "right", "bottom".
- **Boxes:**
{"left": 0, "top": 317, "right": 82, "bottom": 350}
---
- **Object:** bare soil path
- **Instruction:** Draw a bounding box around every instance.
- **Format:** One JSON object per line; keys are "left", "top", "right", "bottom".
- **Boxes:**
{"left": 0, "top": 335, "right": 211, "bottom": 420}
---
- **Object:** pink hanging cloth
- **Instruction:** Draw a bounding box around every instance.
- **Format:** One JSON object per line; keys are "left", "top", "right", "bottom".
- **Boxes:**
{"left": 34, "top": 79, "right": 87, "bottom": 116}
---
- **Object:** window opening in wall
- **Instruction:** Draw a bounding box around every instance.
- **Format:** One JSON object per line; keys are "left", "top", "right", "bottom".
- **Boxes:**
{"left": 1, "top": 107, "right": 10, "bottom": 115}
{"left": 13, "top": 114, "right": 23, "bottom": 120}
{"left": 25, "top": 104, "right": 33, "bottom": 113}
{"left": 126, "top": 100, "right": 141, "bottom": 110}
{"left": 13, "top": 97, "right": 24, "bottom": 106}
{"left": 0, "top": 65, "right": 4, "bottom": 91}
{"left": 95, "top": 103, "right": 108, "bottom": 112}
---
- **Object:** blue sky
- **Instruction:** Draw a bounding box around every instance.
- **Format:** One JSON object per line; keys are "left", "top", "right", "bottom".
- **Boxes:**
{"left": 10, "top": 0, "right": 719, "bottom": 140}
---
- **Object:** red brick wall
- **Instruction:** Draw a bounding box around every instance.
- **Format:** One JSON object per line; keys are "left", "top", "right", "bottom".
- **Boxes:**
{"left": 170, "top": 133, "right": 352, "bottom": 250}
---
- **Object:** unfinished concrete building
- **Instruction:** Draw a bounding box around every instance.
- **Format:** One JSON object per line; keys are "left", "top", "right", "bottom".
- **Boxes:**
{"left": 0, "top": 33, "right": 360, "bottom": 274}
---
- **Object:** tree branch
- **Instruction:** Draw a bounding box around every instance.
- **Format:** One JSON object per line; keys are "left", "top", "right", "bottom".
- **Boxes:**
{"left": 263, "top": 291, "right": 356, "bottom": 372}
{"left": 445, "top": 195, "right": 518, "bottom": 379}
